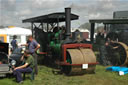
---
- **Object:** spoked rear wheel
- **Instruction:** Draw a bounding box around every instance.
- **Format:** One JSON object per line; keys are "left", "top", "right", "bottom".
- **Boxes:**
{"left": 107, "top": 42, "right": 128, "bottom": 66}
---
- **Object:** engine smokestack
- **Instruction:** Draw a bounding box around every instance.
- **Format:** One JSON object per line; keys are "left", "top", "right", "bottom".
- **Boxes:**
{"left": 65, "top": 7, "right": 71, "bottom": 37}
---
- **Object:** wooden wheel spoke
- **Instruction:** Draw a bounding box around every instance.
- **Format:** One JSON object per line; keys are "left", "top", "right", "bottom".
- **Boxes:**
{"left": 107, "top": 42, "right": 128, "bottom": 66}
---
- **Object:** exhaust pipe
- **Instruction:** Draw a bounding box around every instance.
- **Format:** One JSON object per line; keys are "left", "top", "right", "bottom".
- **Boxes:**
{"left": 63, "top": 7, "right": 72, "bottom": 44}
{"left": 65, "top": 8, "right": 71, "bottom": 37}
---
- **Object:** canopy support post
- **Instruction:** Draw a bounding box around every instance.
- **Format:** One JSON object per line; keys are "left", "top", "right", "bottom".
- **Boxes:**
{"left": 90, "top": 23, "right": 95, "bottom": 43}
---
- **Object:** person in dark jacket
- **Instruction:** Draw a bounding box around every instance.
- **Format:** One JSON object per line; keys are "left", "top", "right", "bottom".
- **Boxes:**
{"left": 11, "top": 35, "right": 18, "bottom": 52}
{"left": 97, "top": 29, "right": 108, "bottom": 66}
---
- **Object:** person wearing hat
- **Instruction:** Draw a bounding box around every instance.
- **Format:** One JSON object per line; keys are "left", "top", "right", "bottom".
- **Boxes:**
{"left": 13, "top": 50, "right": 35, "bottom": 83}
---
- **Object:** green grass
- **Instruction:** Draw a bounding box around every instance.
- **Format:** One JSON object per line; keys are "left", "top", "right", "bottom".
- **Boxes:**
{"left": 0, "top": 65, "right": 128, "bottom": 85}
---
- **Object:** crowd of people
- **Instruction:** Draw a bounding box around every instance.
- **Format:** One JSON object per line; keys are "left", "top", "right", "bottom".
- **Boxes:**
{"left": 10, "top": 35, "right": 40, "bottom": 83}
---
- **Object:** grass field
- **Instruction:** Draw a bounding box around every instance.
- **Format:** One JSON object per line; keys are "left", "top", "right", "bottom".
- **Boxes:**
{"left": 0, "top": 65, "right": 128, "bottom": 85}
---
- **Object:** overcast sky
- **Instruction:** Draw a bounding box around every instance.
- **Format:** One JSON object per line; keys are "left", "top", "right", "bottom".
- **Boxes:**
{"left": 0, "top": 0, "right": 128, "bottom": 28}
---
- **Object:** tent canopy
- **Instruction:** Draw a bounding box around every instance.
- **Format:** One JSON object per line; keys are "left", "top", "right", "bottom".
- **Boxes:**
{"left": 0, "top": 27, "right": 32, "bottom": 35}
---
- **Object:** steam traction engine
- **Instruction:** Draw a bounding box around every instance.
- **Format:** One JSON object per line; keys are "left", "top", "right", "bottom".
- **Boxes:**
{"left": 23, "top": 8, "right": 97, "bottom": 75}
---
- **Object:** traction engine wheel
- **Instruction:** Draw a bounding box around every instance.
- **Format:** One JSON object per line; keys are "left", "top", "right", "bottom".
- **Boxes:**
{"left": 107, "top": 42, "right": 128, "bottom": 66}
{"left": 62, "top": 48, "right": 96, "bottom": 75}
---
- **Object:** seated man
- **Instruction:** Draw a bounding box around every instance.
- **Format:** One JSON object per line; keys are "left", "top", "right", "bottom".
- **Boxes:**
{"left": 13, "top": 50, "right": 34, "bottom": 83}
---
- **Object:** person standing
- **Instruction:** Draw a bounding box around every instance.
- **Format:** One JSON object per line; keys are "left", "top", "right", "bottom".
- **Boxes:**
{"left": 21, "top": 35, "right": 40, "bottom": 75}
{"left": 97, "top": 29, "right": 108, "bottom": 66}
{"left": 11, "top": 35, "right": 18, "bottom": 52}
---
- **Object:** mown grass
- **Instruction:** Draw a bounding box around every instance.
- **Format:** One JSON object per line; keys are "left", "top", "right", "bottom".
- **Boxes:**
{"left": 0, "top": 65, "right": 128, "bottom": 85}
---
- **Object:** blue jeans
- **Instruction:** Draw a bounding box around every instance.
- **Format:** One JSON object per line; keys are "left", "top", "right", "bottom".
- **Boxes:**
{"left": 13, "top": 67, "right": 32, "bottom": 82}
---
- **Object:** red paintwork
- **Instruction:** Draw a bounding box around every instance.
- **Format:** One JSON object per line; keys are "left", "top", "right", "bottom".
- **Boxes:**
{"left": 56, "top": 61, "right": 99, "bottom": 66}
{"left": 40, "top": 43, "right": 98, "bottom": 66}
{"left": 60, "top": 43, "right": 98, "bottom": 66}
{"left": 39, "top": 52, "right": 47, "bottom": 54}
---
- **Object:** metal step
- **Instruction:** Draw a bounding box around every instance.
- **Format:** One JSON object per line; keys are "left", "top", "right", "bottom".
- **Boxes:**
{"left": 0, "top": 64, "right": 9, "bottom": 72}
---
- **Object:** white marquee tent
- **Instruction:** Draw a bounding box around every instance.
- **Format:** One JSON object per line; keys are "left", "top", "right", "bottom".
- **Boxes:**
{"left": 0, "top": 27, "right": 31, "bottom": 35}
{"left": 0, "top": 27, "right": 32, "bottom": 45}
